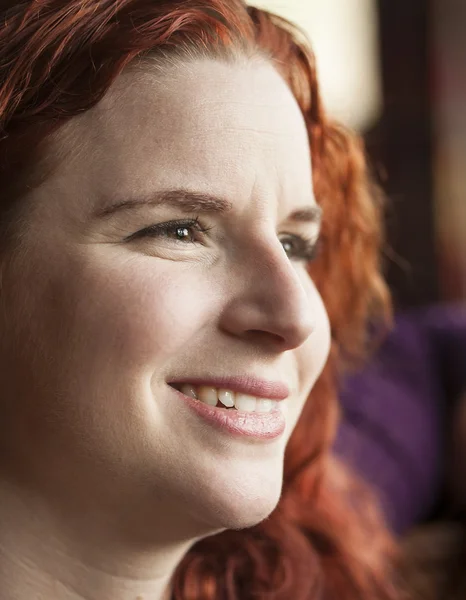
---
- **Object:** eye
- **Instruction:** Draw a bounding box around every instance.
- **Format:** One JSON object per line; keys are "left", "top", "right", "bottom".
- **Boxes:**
{"left": 279, "top": 234, "right": 321, "bottom": 262}
{"left": 127, "top": 218, "right": 212, "bottom": 244}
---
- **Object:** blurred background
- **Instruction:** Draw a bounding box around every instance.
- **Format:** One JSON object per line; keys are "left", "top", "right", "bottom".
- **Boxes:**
{"left": 251, "top": 0, "right": 466, "bottom": 310}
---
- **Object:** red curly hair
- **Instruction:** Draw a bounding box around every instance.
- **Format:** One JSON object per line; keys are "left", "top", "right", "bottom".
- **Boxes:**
{"left": 0, "top": 1, "right": 402, "bottom": 598}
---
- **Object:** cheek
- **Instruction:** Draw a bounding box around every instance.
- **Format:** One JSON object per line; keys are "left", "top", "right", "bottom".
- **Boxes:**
{"left": 300, "top": 281, "right": 331, "bottom": 374}
{"left": 27, "top": 249, "right": 219, "bottom": 385}
{"left": 75, "top": 257, "right": 218, "bottom": 365}
{"left": 291, "top": 285, "right": 331, "bottom": 419}
{"left": 312, "top": 288, "right": 332, "bottom": 369}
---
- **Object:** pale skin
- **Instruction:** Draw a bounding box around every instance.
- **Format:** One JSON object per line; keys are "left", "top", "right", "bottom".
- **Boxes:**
{"left": 0, "top": 57, "right": 331, "bottom": 599}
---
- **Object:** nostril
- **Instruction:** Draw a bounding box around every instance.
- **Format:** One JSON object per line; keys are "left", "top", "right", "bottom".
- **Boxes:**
{"left": 245, "top": 329, "right": 286, "bottom": 347}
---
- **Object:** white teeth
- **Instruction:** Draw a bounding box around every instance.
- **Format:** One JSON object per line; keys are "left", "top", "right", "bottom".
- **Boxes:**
{"left": 181, "top": 384, "right": 198, "bottom": 399}
{"left": 234, "top": 394, "right": 257, "bottom": 413}
{"left": 218, "top": 389, "right": 235, "bottom": 408}
{"left": 197, "top": 386, "right": 218, "bottom": 406}
{"left": 179, "top": 384, "right": 278, "bottom": 413}
{"left": 255, "top": 399, "right": 274, "bottom": 413}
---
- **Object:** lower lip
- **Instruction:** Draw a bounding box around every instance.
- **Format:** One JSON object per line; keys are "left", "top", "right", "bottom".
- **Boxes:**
{"left": 171, "top": 388, "right": 286, "bottom": 440}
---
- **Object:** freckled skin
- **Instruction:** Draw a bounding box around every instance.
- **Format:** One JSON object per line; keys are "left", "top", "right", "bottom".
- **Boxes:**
{"left": 0, "top": 59, "right": 331, "bottom": 599}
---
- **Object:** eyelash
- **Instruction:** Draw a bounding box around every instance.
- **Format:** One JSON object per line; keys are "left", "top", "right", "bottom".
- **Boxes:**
{"left": 280, "top": 235, "right": 321, "bottom": 262}
{"left": 129, "top": 218, "right": 321, "bottom": 263}
{"left": 128, "top": 218, "right": 212, "bottom": 244}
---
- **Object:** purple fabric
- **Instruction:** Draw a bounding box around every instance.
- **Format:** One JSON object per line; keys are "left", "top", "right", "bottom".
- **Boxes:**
{"left": 334, "top": 304, "right": 466, "bottom": 535}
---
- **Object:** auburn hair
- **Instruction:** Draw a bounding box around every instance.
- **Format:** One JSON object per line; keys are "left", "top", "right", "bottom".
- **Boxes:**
{"left": 0, "top": 1, "right": 402, "bottom": 598}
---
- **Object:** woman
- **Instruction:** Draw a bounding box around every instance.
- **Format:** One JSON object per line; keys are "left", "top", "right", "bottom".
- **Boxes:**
{"left": 0, "top": 1, "right": 401, "bottom": 598}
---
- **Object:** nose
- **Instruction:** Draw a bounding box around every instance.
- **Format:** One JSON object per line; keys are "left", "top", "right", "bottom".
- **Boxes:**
{"left": 219, "top": 242, "right": 316, "bottom": 351}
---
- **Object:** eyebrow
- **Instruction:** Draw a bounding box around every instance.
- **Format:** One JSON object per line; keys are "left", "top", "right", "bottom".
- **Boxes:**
{"left": 94, "top": 188, "right": 322, "bottom": 224}
{"left": 94, "top": 189, "right": 233, "bottom": 218}
{"left": 288, "top": 206, "right": 322, "bottom": 225}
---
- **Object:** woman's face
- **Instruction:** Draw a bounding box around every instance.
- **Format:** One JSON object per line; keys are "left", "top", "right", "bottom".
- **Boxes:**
{"left": 0, "top": 58, "right": 330, "bottom": 537}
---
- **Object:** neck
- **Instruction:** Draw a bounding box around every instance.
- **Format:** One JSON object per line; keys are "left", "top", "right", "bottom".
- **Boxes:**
{"left": 0, "top": 480, "right": 199, "bottom": 600}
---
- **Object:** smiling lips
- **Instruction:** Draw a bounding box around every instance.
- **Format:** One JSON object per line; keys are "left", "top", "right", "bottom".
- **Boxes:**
{"left": 169, "top": 376, "right": 289, "bottom": 439}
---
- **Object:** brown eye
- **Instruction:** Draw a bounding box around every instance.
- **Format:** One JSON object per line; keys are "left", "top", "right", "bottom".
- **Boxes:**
{"left": 172, "top": 226, "right": 194, "bottom": 242}
{"left": 281, "top": 239, "right": 294, "bottom": 255}
{"left": 279, "top": 235, "right": 321, "bottom": 262}
{"left": 128, "top": 218, "right": 212, "bottom": 244}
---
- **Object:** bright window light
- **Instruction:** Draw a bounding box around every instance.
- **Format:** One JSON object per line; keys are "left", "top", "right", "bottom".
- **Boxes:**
{"left": 248, "top": 0, "right": 383, "bottom": 131}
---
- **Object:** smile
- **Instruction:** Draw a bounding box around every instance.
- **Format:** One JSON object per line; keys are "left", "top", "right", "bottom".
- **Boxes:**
{"left": 168, "top": 379, "right": 288, "bottom": 440}
{"left": 175, "top": 384, "right": 279, "bottom": 414}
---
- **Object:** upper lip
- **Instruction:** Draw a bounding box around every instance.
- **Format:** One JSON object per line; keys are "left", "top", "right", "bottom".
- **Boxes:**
{"left": 169, "top": 376, "right": 290, "bottom": 400}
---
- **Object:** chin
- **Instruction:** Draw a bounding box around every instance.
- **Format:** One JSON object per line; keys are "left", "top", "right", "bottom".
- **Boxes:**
{"left": 186, "top": 465, "right": 284, "bottom": 532}
{"left": 219, "top": 496, "right": 281, "bottom": 530}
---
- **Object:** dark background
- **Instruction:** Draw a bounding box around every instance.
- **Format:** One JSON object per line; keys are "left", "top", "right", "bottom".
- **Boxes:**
{"left": 366, "top": 0, "right": 439, "bottom": 310}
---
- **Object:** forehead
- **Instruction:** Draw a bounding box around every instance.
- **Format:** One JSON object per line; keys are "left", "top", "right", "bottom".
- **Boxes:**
{"left": 52, "top": 58, "right": 315, "bottom": 218}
